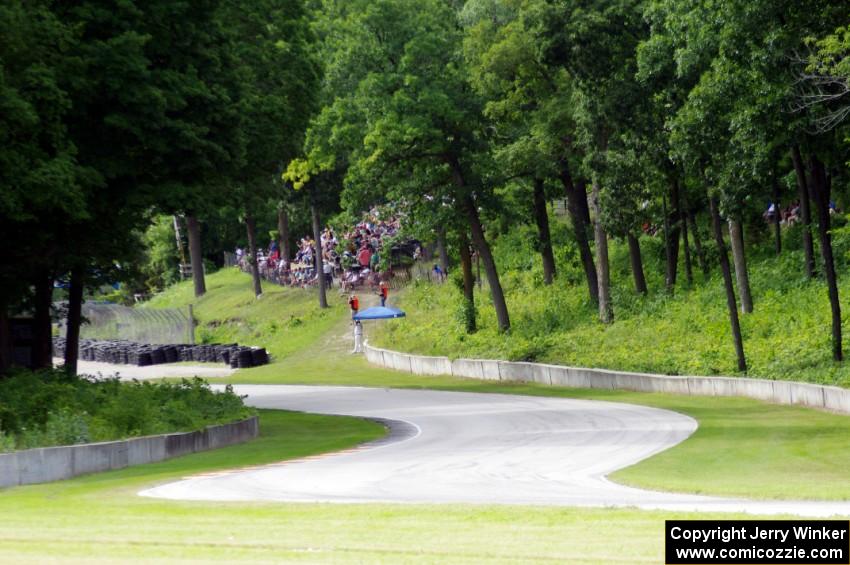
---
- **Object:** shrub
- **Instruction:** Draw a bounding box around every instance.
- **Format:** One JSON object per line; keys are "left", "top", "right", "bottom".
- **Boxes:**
{"left": 0, "top": 428, "right": 15, "bottom": 453}
{"left": 0, "top": 369, "right": 253, "bottom": 451}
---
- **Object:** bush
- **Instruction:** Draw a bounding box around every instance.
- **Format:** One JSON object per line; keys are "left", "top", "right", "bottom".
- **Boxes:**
{"left": 0, "top": 369, "right": 253, "bottom": 451}
{"left": 0, "top": 428, "right": 15, "bottom": 453}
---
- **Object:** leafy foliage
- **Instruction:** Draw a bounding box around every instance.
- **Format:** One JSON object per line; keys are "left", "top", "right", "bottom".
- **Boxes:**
{"left": 142, "top": 215, "right": 182, "bottom": 292}
{"left": 0, "top": 369, "right": 252, "bottom": 451}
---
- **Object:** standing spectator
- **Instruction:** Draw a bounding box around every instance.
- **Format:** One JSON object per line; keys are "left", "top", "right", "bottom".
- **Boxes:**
{"left": 352, "top": 320, "right": 363, "bottom": 354}
{"left": 358, "top": 244, "right": 372, "bottom": 269}
{"left": 323, "top": 259, "right": 333, "bottom": 288}
{"left": 432, "top": 264, "right": 445, "bottom": 282}
{"left": 379, "top": 280, "right": 389, "bottom": 306}
{"left": 348, "top": 293, "right": 360, "bottom": 318}
{"left": 763, "top": 202, "right": 777, "bottom": 223}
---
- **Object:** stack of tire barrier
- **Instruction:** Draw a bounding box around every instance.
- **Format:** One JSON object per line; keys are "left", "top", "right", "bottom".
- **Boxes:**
{"left": 52, "top": 338, "right": 269, "bottom": 368}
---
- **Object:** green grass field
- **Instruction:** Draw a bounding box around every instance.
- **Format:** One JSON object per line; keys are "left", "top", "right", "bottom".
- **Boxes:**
{"left": 12, "top": 268, "right": 841, "bottom": 563}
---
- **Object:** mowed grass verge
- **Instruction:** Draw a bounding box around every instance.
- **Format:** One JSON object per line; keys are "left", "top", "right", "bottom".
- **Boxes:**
{"left": 151, "top": 269, "right": 850, "bottom": 501}
{"left": 0, "top": 409, "right": 390, "bottom": 562}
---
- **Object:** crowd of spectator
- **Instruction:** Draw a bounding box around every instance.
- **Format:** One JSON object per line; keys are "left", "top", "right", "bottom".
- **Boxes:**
{"left": 763, "top": 199, "right": 840, "bottom": 226}
{"left": 764, "top": 201, "right": 802, "bottom": 225}
{"left": 235, "top": 207, "right": 414, "bottom": 293}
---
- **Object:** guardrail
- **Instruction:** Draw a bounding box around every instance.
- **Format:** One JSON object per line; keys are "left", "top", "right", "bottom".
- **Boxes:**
{"left": 363, "top": 343, "right": 850, "bottom": 415}
{"left": 0, "top": 416, "right": 259, "bottom": 488}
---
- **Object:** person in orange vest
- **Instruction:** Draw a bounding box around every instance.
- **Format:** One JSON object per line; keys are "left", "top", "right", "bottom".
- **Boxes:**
{"left": 378, "top": 280, "right": 389, "bottom": 307}
{"left": 348, "top": 293, "right": 360, "bottom": 318}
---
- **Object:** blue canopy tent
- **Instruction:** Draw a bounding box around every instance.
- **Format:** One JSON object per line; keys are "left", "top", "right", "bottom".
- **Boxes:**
{"left": 353, "top": 306, "right": 406, "bottom": 321}
{"left": 351, "top": 306, "right": 405, "bottom": 354}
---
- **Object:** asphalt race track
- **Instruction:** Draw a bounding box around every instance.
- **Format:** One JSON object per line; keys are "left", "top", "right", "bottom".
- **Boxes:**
{"left": 140, "top": 385, "right": 850, "bottom": 516}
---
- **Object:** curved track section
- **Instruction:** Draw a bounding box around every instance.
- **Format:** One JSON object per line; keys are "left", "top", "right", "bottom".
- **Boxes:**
{"left": 140, "top": 385, "right": 850, "bottom": 516}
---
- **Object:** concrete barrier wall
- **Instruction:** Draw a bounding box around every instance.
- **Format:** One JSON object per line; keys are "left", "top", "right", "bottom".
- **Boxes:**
{"left": 410, "top": 354, "right": 452, "bottom": 377}
{"left": 497, "top": 361, "right": 535, "bottom": 384}
{"left": 0, "top": 416, "right": 259, "bottom": 489}
{"left": 127, "top": 435, "right": 167, "bottom": 466}
{"left": 450, "top": 359, "right": 482, "bottom": 379}
{"left": 363, "top": 342, "right": 850, "bottom": 416}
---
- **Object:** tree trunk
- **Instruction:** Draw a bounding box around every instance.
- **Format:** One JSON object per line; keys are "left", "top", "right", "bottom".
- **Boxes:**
{"left": 532, "top": 178, "right": 556, "bottom": 284}
{"left": 727, "top": 218, "right": 753, "bottom": 314}
{"left": 245, "top": 214, "right": 263, "bottom": 298}
{"left": 32, "top": 270, "right": 53, "bottom": 370}
{"left": 63, "top": 267, "right": 84, "bottom": 375}
{"left": 277, "top": 206, "right": 291, "bottom": 262}
{"left": 311, "top": 200, "right": 328, "bottom": 309}
{"left": 809, "top": 155, "right": 842, "bottom": 361}
{"left": 185, "top": 215, "right": 206, "bottom": 297}
{"left": 790, "top": 144, "right": 815, "bottom": 278}
{"left": 436, "top": 226, "right": 450, "bottom": 275}
{"left": 0, "top": 305, "right": 10, "bottom": 376}
{"left": 464, "top": 196, "right": 510, "bottom": 331}
{"left": 558, "top": 161, "right": 598, "bottom": 303}
{"left": 680, "top": 195, "right": 693, "bottom": 285}
{"left": 447, "top": 157, "right": 510, "bottom": 331}
{"left": 172, "top": 215, "right": 187, "bottom": 266}
{"left": 458, "top": 230, "right": 476, "bottom": 333}
{"left": 689, "top": 211, "right": 709, "bottom": 276}
{"left": 709, "top": 197, "right": 747, "bottom": 372}
{"left": 771, "top": 174, "right": 782, "bottom": 255}
{"left": 576, "top": 179, "right": 592, "bottom": 228}
{"left": 664, "top": 179, "right": 681, "bottom": 292}
{"left": 591, "top": 178, "right": 613, "bottom": 323}
{"left": 662, "top": 196, "right": 672, "bottom": 291}
{"left": 627, "top": 233, "right": 648, "bottom": 295}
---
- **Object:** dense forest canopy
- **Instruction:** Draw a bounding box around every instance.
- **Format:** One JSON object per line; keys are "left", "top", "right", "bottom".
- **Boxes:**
{"left": 2, "top": 0, "right": 850, "bottom": 375}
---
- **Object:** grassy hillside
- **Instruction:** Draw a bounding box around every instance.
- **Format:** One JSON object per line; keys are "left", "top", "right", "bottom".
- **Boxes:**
{"left": 144, "top": 267, "right": 414, "bottom": 383}
{"left": 144, "top": 268, "right": 347, "bottom": 361}
{"left": 372, "top": 218, "right": 850, "bottom": 386}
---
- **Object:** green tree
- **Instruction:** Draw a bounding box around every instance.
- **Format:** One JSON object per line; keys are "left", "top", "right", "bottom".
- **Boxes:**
{"left": 636, "top": 0, "right": 850, "bottom": 368}
{"left": 57, "top": 0, "right": 247, "bottom": 370}
{"left": 349, "top": 0, "right": 511, "bottom": 330}
{"left": 0, "top": 0, "right": 253, "bottom": 374}
{"left": 142, "top": 216, "right": 181, "bottom": 292}
{"left": 219, "top": 0, "right": 320, "bottom": 298}
{"left": 530, "top": 0, "right": 649, "bottom": 322}
{"left": 0, "top": 1, "right": 87, "bottom": 372}
{"left": 464, "top": 0, "right": 599, "bottom": 301}
{"left": 292, "top": 0, "right": 512, "bottom": 330}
